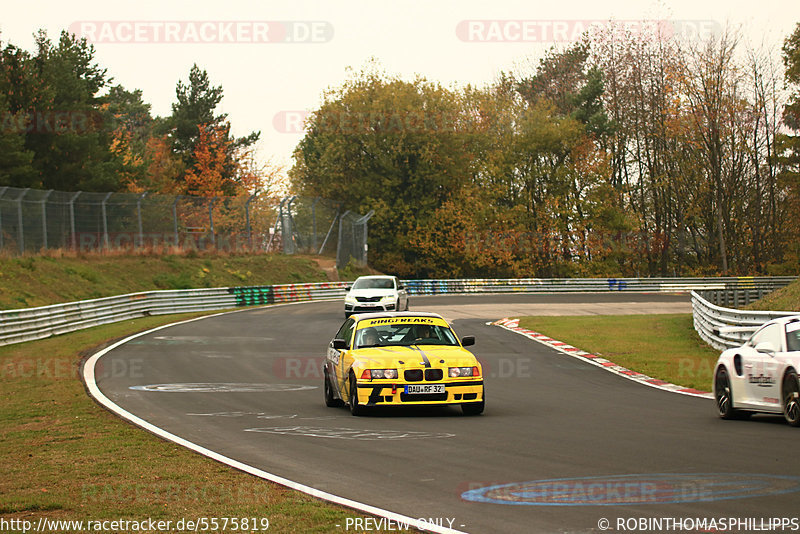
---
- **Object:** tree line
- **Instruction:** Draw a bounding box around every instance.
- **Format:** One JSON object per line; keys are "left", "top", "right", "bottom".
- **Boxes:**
{"left": 291, "top": 24, "right": 800, "bottom": 278}
{"left": 0, "top": 30, "right": 268, "bottom": 199}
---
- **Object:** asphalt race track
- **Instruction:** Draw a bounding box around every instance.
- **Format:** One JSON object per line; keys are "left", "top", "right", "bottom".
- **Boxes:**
{"left": 90, "top": 294, "right": 800, "bottom": 533}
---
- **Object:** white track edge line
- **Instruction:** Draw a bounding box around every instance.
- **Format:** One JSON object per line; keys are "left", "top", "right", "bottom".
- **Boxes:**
{"left": 491, "top": 320, "right": 714, "bottom": 400}
{"left": 82, "top": 302, "right": 468, "bottom": 534}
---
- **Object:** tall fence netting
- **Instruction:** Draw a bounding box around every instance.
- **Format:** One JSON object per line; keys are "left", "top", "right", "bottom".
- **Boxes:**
{"left": 0, "top": 187, "right": 371, "bottom": 268}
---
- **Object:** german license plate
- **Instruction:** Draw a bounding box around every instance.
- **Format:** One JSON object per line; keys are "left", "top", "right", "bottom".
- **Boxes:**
{"left": 405, "top": 384, "right": 445, "bottom": 394}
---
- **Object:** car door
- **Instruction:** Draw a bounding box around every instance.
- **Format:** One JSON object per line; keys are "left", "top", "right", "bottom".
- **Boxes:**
{"left": 743, "top": 323, "right": 783, "bottom": 409}
{"left": 327, "top": 318, "right": 355, "bottom": 398}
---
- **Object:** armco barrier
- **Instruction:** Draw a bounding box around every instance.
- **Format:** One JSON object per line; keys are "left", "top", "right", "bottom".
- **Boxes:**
{"left": 0, "top": 282, "right": 350, "bottom": 346}
{"left": 691, "top": 290, "right": 797, "bottom": 351}
{"left": 402, "top": 276, "right": 795, "bottom": 295}
{"left": 0, "top": 276, "right": 795, "bottom": 347}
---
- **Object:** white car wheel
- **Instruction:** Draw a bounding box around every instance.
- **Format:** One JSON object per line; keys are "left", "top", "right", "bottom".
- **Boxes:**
{"left": 782, "top": 370, "right": 800, "bottom": 427}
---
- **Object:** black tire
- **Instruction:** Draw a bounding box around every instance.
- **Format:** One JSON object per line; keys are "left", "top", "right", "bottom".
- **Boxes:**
{"left": 462, "top": 390, "right": 485, "bottom": 416}
{"left": 405, "top": 298, "right": 410, "bottom": 311}
{"left": 714, "top": 367, "right": 739, "bottom": 420}
{"left": 349, "top": 373, "right": 365, "bottom": 416}
{"left": 782, "top": 370, "right": 800, "bottom": 427}
{"left": 395, "top": 299, "right": 401, "bottom": 312}
{"left": 324, "top": 368, "right": 344, "bottom": 408}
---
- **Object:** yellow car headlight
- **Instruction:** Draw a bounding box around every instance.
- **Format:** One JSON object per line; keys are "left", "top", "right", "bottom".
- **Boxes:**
{"left": 361, "top": 369, "right": 398, "bottom": 380}
{"left": 449, "top": 366, "right": 479, "bottom": 378}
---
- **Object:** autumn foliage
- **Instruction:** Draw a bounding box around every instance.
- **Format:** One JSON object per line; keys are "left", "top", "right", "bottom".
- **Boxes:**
{"left": 292, "top": 25, "right": 800, "bottom": 278}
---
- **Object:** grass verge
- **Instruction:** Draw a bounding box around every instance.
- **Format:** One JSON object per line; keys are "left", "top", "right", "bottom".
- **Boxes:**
{"left": 0, "top": 313, "right": 404, "bottom": 533}
{"left": 517, "top": 314, "right": 720, "bottom": 391}
{"left": 0, "top": 253, "right": 332, "bottom": 310}
{"left": 746, "top": 278, "right": 800, "bottom": 312}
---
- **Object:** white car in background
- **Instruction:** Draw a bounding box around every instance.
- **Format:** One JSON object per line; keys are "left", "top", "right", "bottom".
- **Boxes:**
{"left": 714, "top": 315, "right": 800, "bottom": 426}
{"left": 343, "top": 275, "right": 409, "bottom": 318}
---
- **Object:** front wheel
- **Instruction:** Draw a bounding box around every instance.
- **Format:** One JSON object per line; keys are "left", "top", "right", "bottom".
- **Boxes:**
{"left": 324, "top": 368, "right": 343, "bottom": 407}
{"left": 349, "top": 373, "right": 365, "bottom": 416}
{"left": 782, "top": 370, "right": 800, "bottom": 427}
{"left": 462, "top": 390, "right": 485, "bottom": 416}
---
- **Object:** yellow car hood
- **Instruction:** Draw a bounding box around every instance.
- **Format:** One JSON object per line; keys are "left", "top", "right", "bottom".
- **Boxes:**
{"left": 351, "top": 344, "right": 478, "bottom": 369}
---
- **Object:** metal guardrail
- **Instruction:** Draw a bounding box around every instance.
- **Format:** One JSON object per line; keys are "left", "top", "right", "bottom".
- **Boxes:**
{"left": 403, "top": 276, "right": 796, "bottom": 295}
{"left": 0, "top": 282, "right": 350, "bottom": 346}
{"left": 0, "top": 276, "right": 795, "bottom": 347}
{"left": 691, "top": 290, "right": 797, "bottom": 351}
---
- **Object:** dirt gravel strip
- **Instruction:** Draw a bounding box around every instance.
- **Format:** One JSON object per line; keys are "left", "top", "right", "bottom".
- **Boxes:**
{"left": 490, "top": 317, "right": 713, "bottom": 399}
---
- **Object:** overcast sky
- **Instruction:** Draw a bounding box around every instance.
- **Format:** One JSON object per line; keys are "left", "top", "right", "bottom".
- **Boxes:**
{"left": 2, "top": 1, "right": 799, "bottom": 173}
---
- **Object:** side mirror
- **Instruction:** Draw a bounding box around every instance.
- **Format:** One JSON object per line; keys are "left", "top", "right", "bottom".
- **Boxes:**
{"left": 461, "top": 335, "right": 475, "bottom": 347}
{"left": 332, "top": 338, "right": 348, "bottom": 350}
{"left": 755, "top": 341, "right": 777, "bottom": 354}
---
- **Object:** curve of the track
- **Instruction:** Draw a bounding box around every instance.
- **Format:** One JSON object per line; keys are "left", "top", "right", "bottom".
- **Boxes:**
{"left": 92, "top": 294, "right": 800, "bottom": 533}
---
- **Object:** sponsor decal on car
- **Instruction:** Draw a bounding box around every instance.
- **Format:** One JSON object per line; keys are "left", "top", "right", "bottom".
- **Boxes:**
{"left": 358, "top": 317, "right": 446, "bottom": 328}
{"left": 748, "top": 374, "right": 776, "bottom": 386}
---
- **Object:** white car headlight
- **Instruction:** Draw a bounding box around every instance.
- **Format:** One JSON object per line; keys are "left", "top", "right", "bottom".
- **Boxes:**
{"left": 344, "top": 296, "right": 357, "bottom": 304}
{"left": 380, "top": 295, "right": 396, "bottom": 302}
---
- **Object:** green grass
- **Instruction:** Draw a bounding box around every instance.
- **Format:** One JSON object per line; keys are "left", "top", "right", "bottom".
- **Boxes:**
{"left": 746, "top": 278, "right": 800, "bottom": 312}
{"left": 517, "top": 314, "right": 720, "bottom": 391}
{"left": 0, "top": 314, "right": 407, "bottom": 533}
{"left": 0, "top": 253, "right": 330, "bottom": 309}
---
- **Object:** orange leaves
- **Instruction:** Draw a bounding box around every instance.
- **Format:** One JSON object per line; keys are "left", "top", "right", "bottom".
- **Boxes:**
{"left": 183, "top": 124, "right": 231, "bottom": 198}
{"left": 143, "top": 136, "right": 183, "bottom": 194}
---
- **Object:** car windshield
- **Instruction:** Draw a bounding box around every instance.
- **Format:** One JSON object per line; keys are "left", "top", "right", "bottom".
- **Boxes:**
{"left": 355, "top": 323, "right": 459, "bottom": 348}
{"left": 352, "top": 278, "right": 394, "bottom": 290}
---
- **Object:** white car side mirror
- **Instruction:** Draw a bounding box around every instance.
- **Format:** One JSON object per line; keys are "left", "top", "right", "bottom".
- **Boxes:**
{"left": 755, "top": 341, "right": 777, "bottom": 354}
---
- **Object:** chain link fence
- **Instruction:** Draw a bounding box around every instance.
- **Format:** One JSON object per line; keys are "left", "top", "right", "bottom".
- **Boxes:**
{"left": 0, "top": 187, "right": 372, "bottom": 268}
{"left": 336, "top": 209, "right": 374, "bottom": 269}
{"left": 269, "top": 196, "right": 373, "bottom": 269}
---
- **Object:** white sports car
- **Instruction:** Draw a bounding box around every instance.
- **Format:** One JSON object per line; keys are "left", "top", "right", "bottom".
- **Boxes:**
{"left": 343, "top": 275, "right": 409, "bottom": 318}
{"left": 713, "top": 315, "right": 800, "bottom": 425}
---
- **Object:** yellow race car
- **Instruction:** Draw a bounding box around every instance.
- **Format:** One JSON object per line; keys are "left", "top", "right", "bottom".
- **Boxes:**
{"left": 323, "top": 312, "right": 485, "bottom": 416}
